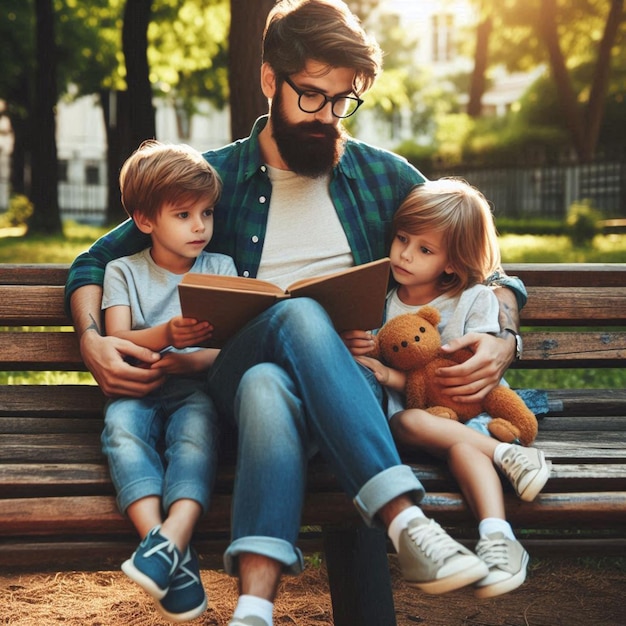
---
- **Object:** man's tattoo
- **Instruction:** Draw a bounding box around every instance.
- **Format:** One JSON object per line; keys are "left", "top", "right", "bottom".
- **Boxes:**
{"left": 87, "top": 313, "right": 102, "bottom": 336}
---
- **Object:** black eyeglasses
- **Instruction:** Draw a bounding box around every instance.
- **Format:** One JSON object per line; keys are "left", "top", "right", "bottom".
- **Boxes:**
{"left": 282, "top": 75, "right": 364, "bottom": 119}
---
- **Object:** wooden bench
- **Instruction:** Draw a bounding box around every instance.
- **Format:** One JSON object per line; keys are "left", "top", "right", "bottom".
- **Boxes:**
{"left": 1, "top": 263, "right": 625, "bottom": 626}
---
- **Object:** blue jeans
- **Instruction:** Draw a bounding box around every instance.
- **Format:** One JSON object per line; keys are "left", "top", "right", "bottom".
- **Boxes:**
{"left": 206, "top": 298, "right": 423, "bottom": 575}
{"left": 102, "top": 375, "right": 220, "bottom": 515}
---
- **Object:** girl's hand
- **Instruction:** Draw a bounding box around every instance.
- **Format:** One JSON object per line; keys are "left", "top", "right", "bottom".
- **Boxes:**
{"left": 340, "top": 329, "right": 375, "bottom": 356}
{"left": 166, "top": 316, "right": 213, "bottom": 348}
{"left": 355, "top": 355, "right": 391, "bottom": 385}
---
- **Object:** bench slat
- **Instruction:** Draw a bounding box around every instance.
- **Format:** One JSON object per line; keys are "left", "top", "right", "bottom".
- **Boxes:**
{"left": 521, "top": 331, "right": 626, "bottom": 366}
{"left": 505, "top": 263, "right": 626, "bottom": 288}
{"left": 520, "top": 286, "right": 626, "bottom": 324}
{"left": 0, "top": 286, "right": 69, "bottom": 325}
{"left": 0, "top": 264, "right": 69, "bottom": 286}
{"left": 0, "top": 385, "right": 104, "bottom": 417}
{"left": 0, "top": 332, "right": 85, "bottom": 369}
{"left": 1, "top": 491, "right": 624, "bottom": 537}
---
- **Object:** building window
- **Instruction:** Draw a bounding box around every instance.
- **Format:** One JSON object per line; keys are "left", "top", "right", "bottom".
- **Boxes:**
{"left": 58, "top": 160, "right": 69, "bottom": 183}
{"left": 432, "top": 13, "right": 455, "bottom": 63}
{"left": 85, "top": 163, "right": 100, "bottom": 185}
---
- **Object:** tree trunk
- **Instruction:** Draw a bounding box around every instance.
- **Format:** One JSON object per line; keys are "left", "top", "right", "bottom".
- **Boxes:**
{"left": 228, "top": 0, "right": 273, "bottom": 141}
{"left": 539, "top": 0, "right": 623, "bottom": 163}
{"left": 122, "top": 0, "right": 156, "bottom": 151}
{"left": 584, "top": 0, "right": 624, "bottom": 160}
{"left": 467, "top": 14, "right": 492, "bottom": 118}
{"left": 29, "top": 0, "right": 62, "bottom": 235}
{"left": 100, "top": 89, "right": 133, "bottom": 226}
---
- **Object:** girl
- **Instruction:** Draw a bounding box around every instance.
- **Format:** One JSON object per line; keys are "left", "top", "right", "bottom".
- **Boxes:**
{"left": 343, "top": 178, "right": 550, "bottom": 598}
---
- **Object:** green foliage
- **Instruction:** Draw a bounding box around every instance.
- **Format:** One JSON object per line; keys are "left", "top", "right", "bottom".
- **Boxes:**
{"left": 393, "top": 140, "right": 439, "bottom": 176}
{"left": 506, "top": 367, "right": 626, "bottom": 391}
{"left": 495, "top": 218, "right": 565, "bottom": 236}
{"left": 1, "top": 195, "right": 33, "bottom": 228}
{"left": 566, "top": 200, "right": 603, "bottom": 248}
{"left": 0, "top": 222, "right": 108, "bottom": 263}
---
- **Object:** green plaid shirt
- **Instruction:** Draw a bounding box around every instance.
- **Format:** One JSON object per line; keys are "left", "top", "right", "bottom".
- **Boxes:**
{"left": 65, "top": 116, "right": 526, "bottom": 310}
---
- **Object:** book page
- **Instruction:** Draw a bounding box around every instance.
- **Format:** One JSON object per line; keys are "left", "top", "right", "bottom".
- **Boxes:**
{"left": 288, "top": 258, "right": 390, "bottom": 332}
{"left": 179, "top": 272, "right": 285, "bottom": 296}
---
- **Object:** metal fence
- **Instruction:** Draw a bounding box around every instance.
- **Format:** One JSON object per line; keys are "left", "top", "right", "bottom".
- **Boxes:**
{"left": 2, "top": 160, "right": 625, "bottom": 224}
{"left": 438, "top": 161, "right": 625, "bottom": 219}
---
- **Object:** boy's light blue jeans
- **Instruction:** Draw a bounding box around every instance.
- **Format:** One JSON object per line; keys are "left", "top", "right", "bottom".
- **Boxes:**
{"left": 206, "top": 298, "right": 424, "bottom": 575}
{"left": 102, "top": 375, "right": 220, "bottom": 515}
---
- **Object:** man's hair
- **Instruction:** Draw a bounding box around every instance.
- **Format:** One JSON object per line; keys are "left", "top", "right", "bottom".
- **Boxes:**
{"left": 393, "top": 178, "right": 501, "bottom": 296}
{"left": 119, "top": 140, "right": 222, "bottom": 221}
{"left": 263, "top": 0, "right": 382, "bottom": 94}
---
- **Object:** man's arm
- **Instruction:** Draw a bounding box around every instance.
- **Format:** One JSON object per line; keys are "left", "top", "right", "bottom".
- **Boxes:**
{"left": 436, "top": 286, "right": 520, "bottom": 403}
{"left": 71, "top": 284, "right": 164, "bottom": 398}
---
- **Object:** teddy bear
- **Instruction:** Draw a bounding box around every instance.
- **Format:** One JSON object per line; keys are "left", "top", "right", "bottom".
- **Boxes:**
{"left": 369, "top": 305, "right": 538, "bottom": 445}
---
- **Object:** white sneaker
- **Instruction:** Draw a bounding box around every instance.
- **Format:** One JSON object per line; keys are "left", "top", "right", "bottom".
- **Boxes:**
{"left": 397, "top": 517, "right": 489, "bottom": 594}
{"left": 498, "top": 445, "right": 551, "bottom": 502}
{"left": 474, "top": 532, "right": 529, "bottom": 598}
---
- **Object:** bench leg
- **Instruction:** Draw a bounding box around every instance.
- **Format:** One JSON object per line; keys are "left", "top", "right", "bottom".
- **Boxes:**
{"left": 323, "top": 526, "right": 397, "bottom": 626}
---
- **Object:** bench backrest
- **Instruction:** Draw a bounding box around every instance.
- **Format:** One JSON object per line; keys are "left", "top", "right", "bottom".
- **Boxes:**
{"left": 1, "top": 263, "right": 624, "bottom": 375}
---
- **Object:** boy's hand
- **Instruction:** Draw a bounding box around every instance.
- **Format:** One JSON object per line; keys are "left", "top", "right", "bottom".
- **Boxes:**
{"left": 167, "top": 316, "right": 213, "bottom": 348}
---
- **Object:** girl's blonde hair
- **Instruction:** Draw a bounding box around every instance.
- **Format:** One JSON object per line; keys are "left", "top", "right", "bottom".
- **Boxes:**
{"left": 392, "top": 178, "right": 501, "bottom": 296}
{"left": 119, "top": 140, "right": 222, "bottom": 221}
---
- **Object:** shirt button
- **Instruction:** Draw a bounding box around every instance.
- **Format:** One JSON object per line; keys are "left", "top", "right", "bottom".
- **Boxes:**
{"left": 260, "top": 165, "right": 267, "bottom": 173}
{"left": 259, "top": 196, "right": 267, "bottom": 203}
{"left": 243, "top": 270, "right": 250, "bottom": 277}
{"left": 251, "top": 235, "right": 259, "bottom": 243}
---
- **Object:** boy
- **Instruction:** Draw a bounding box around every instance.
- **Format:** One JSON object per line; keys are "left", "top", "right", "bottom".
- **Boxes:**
{"left": 101, "top": 140, "right": 236, "bottom": 622}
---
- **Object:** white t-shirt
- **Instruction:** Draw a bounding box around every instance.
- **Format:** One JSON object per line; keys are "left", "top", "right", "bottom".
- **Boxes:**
{"left": 257, "top": 166, "right": 353, "bottom": 290}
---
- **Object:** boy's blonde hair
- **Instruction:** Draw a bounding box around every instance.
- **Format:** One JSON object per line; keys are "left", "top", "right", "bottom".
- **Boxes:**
{"left": 263, "top": 0, "right": 382, "bottom": 95}
{"left": 119, "top": 140, "right": 222, "bottom": 221}
{"left": 393, "top": 178, "right": 501, "bottom": 296}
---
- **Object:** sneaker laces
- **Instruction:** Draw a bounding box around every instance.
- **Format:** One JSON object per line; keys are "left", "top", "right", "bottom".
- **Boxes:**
{"left": 143, "top": 537, "right": 179, "bottom": 575}
{"left": 476, "top": 536, "right": 508, "bottom": 568}
{"left": 406, "top": 519, "right": 463, "bottom": 563}
{"left": 501, "top": 448, "right": 536, "bottom": 484}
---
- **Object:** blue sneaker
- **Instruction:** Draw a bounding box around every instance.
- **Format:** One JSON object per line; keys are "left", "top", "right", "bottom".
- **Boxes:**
{"left": 121, "top": 526, "right": 181, "bottom": 600}
{"left": 158, "top": 546, "right": 207, "bottom": 622}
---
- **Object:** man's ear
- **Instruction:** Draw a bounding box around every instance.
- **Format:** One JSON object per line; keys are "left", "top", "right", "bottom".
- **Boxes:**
{"left": 133, "top": 211, "right": 153, "bottom": 235}
{"left": 260, "top": 62, "right": 277, "bottom": 99}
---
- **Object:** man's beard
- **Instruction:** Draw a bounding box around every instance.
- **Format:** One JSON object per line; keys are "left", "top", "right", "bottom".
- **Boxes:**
{"left": 270, "top": 91, "right": 346, "bottom": 178}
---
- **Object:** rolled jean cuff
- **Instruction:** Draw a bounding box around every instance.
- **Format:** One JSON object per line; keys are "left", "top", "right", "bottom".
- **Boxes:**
{"left": 353, "top": 465, "right": 425, "bottom": 527}
{"left": 223, "top": 536, "right": 305, "bottom": 576}
{"left": 116, "top": 477, "right": 162, "bottom": 515}
{"left": 163, "top": 481, "right": 211, "bottom": 516}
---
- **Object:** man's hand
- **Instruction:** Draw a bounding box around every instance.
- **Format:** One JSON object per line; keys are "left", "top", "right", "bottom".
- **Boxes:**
{"left": 80, "top": 330, "right": 165, "bottom": 398}
{"left": 435, "top": 331, "right": 515, "bottom": 403}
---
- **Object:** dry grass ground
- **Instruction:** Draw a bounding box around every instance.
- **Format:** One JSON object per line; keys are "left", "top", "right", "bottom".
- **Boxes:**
{"left": 2, "top": 555, "right": 624, "bottom": 626}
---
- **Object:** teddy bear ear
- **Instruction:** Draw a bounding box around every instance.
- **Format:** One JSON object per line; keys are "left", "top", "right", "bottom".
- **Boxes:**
{"left": 418, "top": 305, "right": 441, "bottom": 326}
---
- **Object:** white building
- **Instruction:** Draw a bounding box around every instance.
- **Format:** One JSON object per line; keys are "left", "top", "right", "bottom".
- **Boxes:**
{"left": 1, "top": 0, "right": 537, "bottom": 217}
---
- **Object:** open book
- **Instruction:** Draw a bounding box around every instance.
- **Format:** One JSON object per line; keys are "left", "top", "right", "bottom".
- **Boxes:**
{"left": 178, "top": 257, "right": 391, "bottom": 348}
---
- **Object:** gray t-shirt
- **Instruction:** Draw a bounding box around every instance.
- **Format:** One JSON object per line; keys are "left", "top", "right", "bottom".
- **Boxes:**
{"left": 383, "top": 284, "right": 500, "bottom": 417}
{"left": 102, "top": 248, "right": 237, "bottom": 334}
